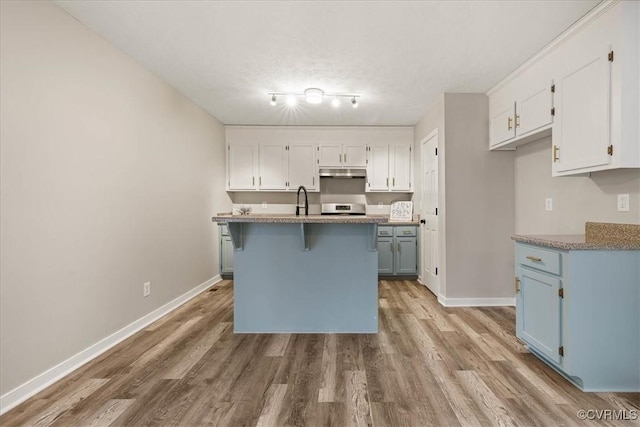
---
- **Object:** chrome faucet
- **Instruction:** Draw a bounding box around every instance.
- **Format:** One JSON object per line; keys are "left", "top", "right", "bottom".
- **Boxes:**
{"left": 296, "top": 185, "right": 308, "bottom": 216}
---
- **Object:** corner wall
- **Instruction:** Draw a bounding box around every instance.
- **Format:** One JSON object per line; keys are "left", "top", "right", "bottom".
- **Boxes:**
{"left": 0, "top": 0, "right": 230, "bottom": 397}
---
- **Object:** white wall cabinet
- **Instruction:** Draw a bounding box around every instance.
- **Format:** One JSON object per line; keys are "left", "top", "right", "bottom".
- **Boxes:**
{"left": 228, "top": 142, "right": 258, "bottom": 190}
{"left": 318, "top": 144, "right": 367, "bottom": 168}
{"left": 488, "top": 1, "right": 639, "bottom": 176}
{"left": 288, "top": 143, "right": 317, "bottom": 190}
{"left": 366, "top": 144, "right": 413, "bottom": 192}
{"left": 258, "top": 143, "right": 288, "bottom": 190}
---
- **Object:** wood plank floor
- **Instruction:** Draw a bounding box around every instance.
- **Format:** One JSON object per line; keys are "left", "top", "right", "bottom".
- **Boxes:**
{"left": 2, "top": 280, "right": 638, "bottom": 426}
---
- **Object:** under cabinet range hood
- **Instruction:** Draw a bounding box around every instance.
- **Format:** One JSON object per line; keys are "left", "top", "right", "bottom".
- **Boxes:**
{"left": 319, "top": 168, "right": 366, "bottom": 178}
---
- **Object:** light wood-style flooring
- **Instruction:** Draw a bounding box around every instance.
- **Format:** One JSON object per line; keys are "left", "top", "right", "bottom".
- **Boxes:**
{"left": 1, "top": 280, "right": 638, "bottom": 426}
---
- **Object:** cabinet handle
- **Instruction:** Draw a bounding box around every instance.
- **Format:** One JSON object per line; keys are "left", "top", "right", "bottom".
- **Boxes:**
{"left": 313, "top": 176, "right": 315, "bottom": 186}
{"left": 393, "top": 177, "right": 395, "bottom": 187}
{"left": 507, "top": 116, "right": 513, "bottom": 131}
{"left": 526, "top": 255, "right": 542, "bottom": 262}
{"left": 515, "top": 277, "right": 521, "bottom": 293}
{"left": 339, "top": 154, "right": 342, "bottom": 163}
{"left": 386, "top": 177, "right": 388, "bottom": 187}
{"left": 260, "top": 176, "right": 262, "bottom": 186}
{"left": 252, "top": 176, "right": 255, "bottom": 186}
{"left": 553, "top": 145, "right": 559, "bottom": 162}
{"left": 390, "top": 242, "right": 393, "bottom": 251}
{"left": 344, "top": 154, "right": 347, "bottom": 163}
{"left": 403, "top": 230, "right": 411, "bottom": 234}
{"left": 515, "top": 114, "right": 520, "bottom": 128}
{"left": 397, "top": 243, "right": 401, "bottom": 253}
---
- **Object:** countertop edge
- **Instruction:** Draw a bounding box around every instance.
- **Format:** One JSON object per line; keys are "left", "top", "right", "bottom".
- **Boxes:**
{"left": 212, "top": 215, "right": 388, "bottom": 224}
{"left": 512, "top": 234, "right": 640, "bottom": 251}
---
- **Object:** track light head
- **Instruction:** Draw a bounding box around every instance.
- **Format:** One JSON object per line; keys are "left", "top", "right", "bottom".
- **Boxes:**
{"left": 270, "top": 94, "right": 277, "bottom": 106}
{"left": 351, "top": 97, "right": 358, "bottom": 108}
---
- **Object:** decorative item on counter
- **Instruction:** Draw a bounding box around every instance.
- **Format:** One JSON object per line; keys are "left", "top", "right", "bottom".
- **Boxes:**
{"left": 389, "top": 201, "right": 413, "bottom": 222}
{"left": 235, "top": 206, "right": 252, "bottom": 216}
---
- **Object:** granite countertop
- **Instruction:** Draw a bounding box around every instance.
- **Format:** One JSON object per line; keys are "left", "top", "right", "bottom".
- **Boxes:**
{"left": 212, "top": 213, "right": 387, "bottom": 224}
{"left": 512, "top": 222, "right": 640, "bottom": 250}
{"left": 370, "top": 215, "right": 420, "bottom": 226}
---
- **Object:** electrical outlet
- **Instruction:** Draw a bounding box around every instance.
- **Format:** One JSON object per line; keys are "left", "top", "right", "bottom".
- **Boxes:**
{"left": 617, "top": 194, "right": 630, "bottom": 212}
{"left": 143, "top": 282, "right": 151, "bottom": 297}
{"left": 378, "top": 202, "right": 384, "bottom": 210}
{"left": 262, "top": 201, "right": 268, "bottom": 209}
{"left": 545, "top": 198, "right": 553, "bottom": 212}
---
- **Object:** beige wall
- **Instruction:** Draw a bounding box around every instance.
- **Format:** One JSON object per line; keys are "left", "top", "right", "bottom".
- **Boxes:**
{"left": 414, "top": 94, "right": 515, "bottom": 301}
{"left": 515, "top": 137, "right": 640, "bottom": 234}
{"left": 0, "top": 0, "right": 230, "bottom": 396}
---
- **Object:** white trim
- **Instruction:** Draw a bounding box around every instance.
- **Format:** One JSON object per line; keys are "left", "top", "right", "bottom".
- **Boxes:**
{"left": 0, "top": 275, "right": 222, "bottom": 415}
{"left": 437, "top": 296, "right": 516, "bottom": 307}
{"left": 420, "top": 128, "right": 439, "bottom": 145}
{"left": 487, "top": 0, "right": 619, "bottom": 95}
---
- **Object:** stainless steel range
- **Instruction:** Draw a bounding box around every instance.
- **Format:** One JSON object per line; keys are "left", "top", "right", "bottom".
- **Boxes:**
{"left": 319, "top": 168, "right": 367, "bottom": 215}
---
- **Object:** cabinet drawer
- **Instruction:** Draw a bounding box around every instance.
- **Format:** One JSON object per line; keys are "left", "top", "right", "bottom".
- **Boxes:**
{"left": 395, "top": 226, "right": 416, "bottom": 237}
{"left": 378, "top": 226, "right": 393, "bottom": 237}
{"left": 219, "top": 224, "right": 229, "bottom": 236}
{"left": 516, "top": 244, "right": 561, "bottom": 275}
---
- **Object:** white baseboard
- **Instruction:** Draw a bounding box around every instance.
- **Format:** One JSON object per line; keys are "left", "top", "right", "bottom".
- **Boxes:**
{"left": 0, "top": 275, "right": 222, "bottom": 415}
{"left": 438, "top": 296, "right": 515, "bottom": 307}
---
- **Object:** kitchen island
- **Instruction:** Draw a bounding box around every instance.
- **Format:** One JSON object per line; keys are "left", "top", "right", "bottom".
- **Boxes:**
{"left": 211, "top": 214, "right": 387, "bottom": 333}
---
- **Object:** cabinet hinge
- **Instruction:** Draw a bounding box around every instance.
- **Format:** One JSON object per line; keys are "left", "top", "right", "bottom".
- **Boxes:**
{"left": 559, "top": 346, "right": 564, "bottom": 357}
{"left": 515, "top": 277, "right": 521, "bottom": 293}
{"left": 435, "top": 267, "right": 438, "bottom": 275}
{"left": 558, "top": 288, "right": 564, "bottom": 298}
{"left": 607, "top": 145, "right": 613, "bottom": 156}
{"left": 551, "top": 84, "right": 555, "bottom": 93}
{"left": 551, "top": 107, "right": 555, "bottom": 116}
{"left": 608, "top": 50, "right": 614, "bottom": 62}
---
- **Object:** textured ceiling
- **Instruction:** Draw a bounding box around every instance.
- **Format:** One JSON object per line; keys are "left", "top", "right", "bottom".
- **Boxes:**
{"left": 54, "top": 1, "right": 599, "bottom": 126}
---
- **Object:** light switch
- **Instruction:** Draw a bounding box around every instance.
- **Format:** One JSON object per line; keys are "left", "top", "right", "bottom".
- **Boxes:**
{"left": 617, "top": 194, "right": 630, "bottom": 212}
{"left": 545, "top": 198, "right": 553, "bottom": 212}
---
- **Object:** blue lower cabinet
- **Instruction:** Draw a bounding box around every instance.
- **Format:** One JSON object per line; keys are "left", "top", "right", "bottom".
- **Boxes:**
{"left": 219, "top": 224, "right": 233, "bottom": 277}
{"left": 515, "top": 242, "right": 640, "bottom": 392}
{"left": 377, "top": 237, "right": 394, "bottom": 274}
{"left": 378, "top": 225, "right": 418, "bottom": 276}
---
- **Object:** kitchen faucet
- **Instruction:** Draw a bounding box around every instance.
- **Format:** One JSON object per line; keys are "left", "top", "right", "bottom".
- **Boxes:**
{"left": 296, "top": 185, "right": 308, "bottom": 216}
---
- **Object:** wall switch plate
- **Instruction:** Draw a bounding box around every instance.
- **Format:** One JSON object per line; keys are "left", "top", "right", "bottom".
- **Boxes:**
{"left": 143, "top": 282, "right": 151, "bottom": 297}
{"left": 617, "top": 194, "right": 630, "bottom": 212}
{"left": 262, "top": 202, "right": 268, "bottom": 209}
{"left": 378, "top": 202, "right": 384, "bottom": 209}
{"left": 545, "top": 198, "right": 553, "bottom": 211}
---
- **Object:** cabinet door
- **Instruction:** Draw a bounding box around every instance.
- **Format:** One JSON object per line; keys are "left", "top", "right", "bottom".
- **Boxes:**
{"left": 220, "top": 236, "right": 234, "bottom": 275}
{"left": 516, "top": 80, "right": 554, "bottom": 137}
{"left": 553, "top": 42, "right": 612, "bottom": 175}
{"left": 377, "top": 237, "right": 394, "bottom": 274}
{"left": 318, "top": 144, "right": 342, "bottom": 167}
{"left": 288, "top": 143, "right": 317, "bottom": 190}
{"left": 343, "top": 144, "right": 367, "bottom": 167}
{"left": 395, "top": 237, "right": 417, "bottom": 274}
{"left": 490, "top": 103, "right": 516, "bottom": 146}
{"left": 366, "top": 145, "right": 389, "bottom": 191}
{"left": 228, "top": 143, "right": 257, "bottom": 190}
{"left": 259, "top": 143, "right": 287, "bottom": 190}
{"left": 390, "top": 144, "right": 412, "bottom": 192}
{"left": 516, "top": 267, "right": 562, "bottom": 364}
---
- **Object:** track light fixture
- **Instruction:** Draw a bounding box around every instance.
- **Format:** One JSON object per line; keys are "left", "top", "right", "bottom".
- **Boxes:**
{"left": 268, "top": 88, "right": 361, "bottom": 108}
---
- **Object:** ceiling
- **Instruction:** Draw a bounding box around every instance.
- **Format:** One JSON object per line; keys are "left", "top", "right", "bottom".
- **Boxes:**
{"left": 54, "top": 1, "right": 599, "bottom": 126}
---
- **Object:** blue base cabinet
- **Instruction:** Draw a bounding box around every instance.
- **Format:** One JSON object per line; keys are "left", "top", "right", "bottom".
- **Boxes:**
{"left": 378, "top": 225, "right": 418, "bottom": 276}
{"left": 515, "top": 242, "right": 639, "bottom": 391}
{"left": 219, "top": 224, "right": 234, "bottom": 277}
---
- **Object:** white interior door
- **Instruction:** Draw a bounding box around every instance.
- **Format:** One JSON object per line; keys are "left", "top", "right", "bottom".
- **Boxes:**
{"left": 421, "top": 133, "right": 439, "bottom": 296}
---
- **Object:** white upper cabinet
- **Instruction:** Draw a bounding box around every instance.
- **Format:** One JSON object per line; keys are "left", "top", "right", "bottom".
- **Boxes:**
{"left": 226, "top": 126, "right": 414, "bottom": 191}
{"left": 488, "top": 1, "right": 640, "bottom": 176}
{"left": 366, "top": 143, "right": 413, "bottom": 192}
{"left": 366, "top": 145, "right": 390, "bottom": 191}
{"left": 288, "top": 143, "right": 317, "bottom": 190}
{"left": 552, "top": 1, "right": 639, "bottom": 176}
{"left": 258, "top": 143, "right": 288, "bottom": 190}
{"left": 228, "top": 142, "right": 258, "bottom": 190}
{"left": 318, "top": 144, "right": 367, "bottom": 168}
{"left": 390, "top": 144, "right": 412, "bottom": 191}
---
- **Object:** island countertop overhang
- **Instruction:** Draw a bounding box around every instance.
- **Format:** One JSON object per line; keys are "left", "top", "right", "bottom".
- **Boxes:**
{"left": 212, "top": 213, "right": 388, "bottom": 224}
